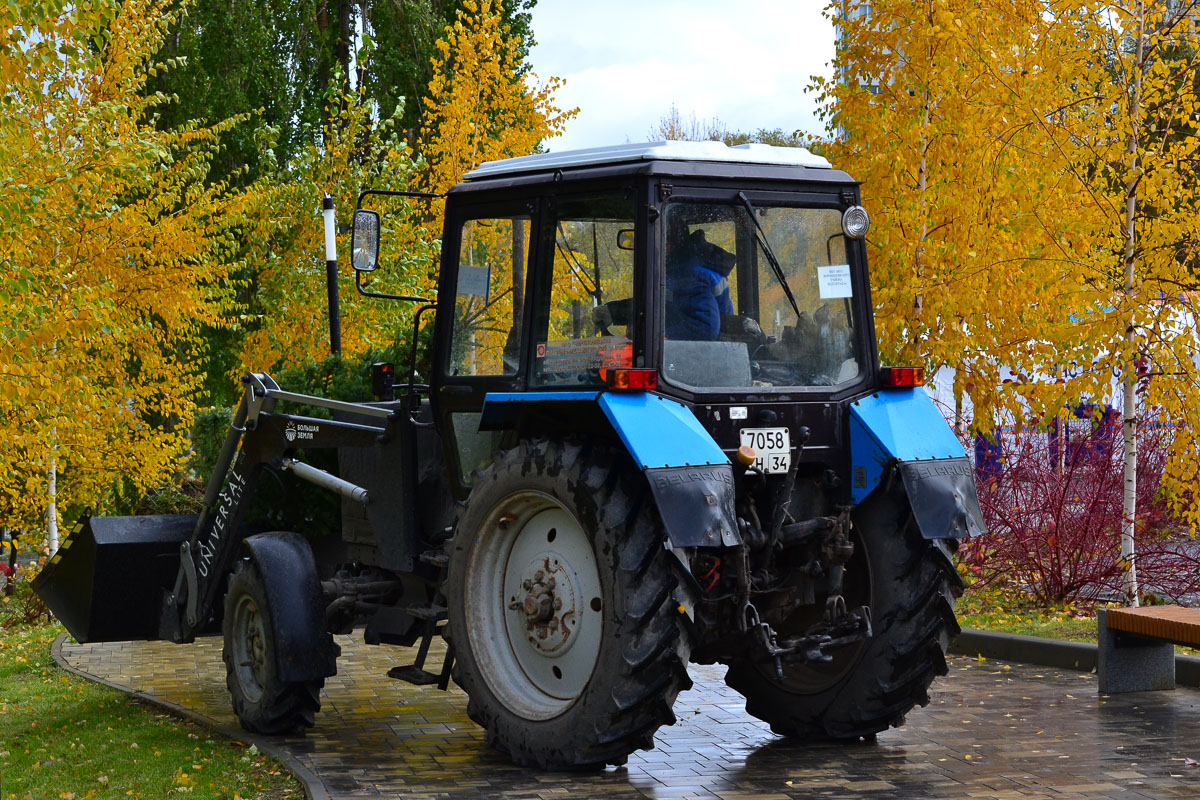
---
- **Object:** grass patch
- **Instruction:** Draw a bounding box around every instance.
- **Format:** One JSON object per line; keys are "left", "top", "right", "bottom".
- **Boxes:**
{"left": 957, "top": 586, "right": 1200, "bottom": 655}
{"left": 957, "top": 608, "right": 1098, "bottom": 643}
{"left": 1, "top": 590, "right": 303, "bottom": 800}
{"left": 957, "top": 582, "right": 1100, "bottom": 642}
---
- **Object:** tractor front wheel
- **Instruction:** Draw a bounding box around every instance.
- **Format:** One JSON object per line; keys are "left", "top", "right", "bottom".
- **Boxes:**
{"left": 445, "top": 439, "right": 694, "bottom": 769}
{"left": 222, "top": 558, "right": 323, "bottom": 734}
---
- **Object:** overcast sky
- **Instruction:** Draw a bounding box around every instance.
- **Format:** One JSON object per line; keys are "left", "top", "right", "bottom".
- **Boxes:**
{"left": 527, "top": 1, "right": 837, "bottom": 152}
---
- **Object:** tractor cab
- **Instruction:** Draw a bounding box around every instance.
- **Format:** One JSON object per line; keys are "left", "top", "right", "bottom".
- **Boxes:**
{"left": 354, "top": 142, "right": 880, "bottom": 498}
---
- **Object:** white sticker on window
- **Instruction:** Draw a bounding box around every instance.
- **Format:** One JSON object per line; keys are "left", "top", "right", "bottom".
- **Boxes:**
{"left": 818, "top": 264, "right": 853, "bottom": 299}
{"left": 730, "top": 406, "right": 748, "bottom": 420}
{"left": 457, "top": 264, "right": 490, "bottom": 297}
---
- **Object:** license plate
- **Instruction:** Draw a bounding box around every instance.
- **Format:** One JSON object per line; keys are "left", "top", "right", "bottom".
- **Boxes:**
{"left": 739, "top": 427, "right": 791, "bottom": 474}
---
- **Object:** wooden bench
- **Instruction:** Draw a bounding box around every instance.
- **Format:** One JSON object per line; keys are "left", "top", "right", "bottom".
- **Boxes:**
{"left": 1098, "top": 606, "right": 1200, "bottom": 693}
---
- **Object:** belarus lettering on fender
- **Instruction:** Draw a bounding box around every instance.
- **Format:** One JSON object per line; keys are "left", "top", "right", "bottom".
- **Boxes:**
{"left": 901, "top": 461, "right": 974, "bottom": 481}
{"left": 653, "top": 468, "right": 733, "bottom": 489}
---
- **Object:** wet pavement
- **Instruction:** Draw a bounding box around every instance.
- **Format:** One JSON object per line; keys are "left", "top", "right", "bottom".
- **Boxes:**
{"left": 57, "top": 634, "right": 1200, "bottom": 799}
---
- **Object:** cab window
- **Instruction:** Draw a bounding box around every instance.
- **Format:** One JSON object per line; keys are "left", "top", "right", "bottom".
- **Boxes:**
{"left": 532, "top": 192, "right": 637, "bottom": 386}
{"left": 661, "top": 200, "right": 862, "bottom": 389}
{"left": 447, "top": 214, "right": 532, "bottom": 377}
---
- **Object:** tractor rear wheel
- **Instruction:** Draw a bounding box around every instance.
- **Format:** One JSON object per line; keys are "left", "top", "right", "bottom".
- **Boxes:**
{"left": 222, "top": 558, "right": 323, "bottom": 734}
{"left": 445, "top": 439, "right": 695, "bottom": 769}
{"left": 724, "top": 489, "right": 962, "bottom": 740}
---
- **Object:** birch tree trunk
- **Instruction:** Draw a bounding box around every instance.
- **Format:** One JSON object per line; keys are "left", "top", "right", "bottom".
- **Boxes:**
{"left": 47, "top": 329, "right": 59, "bottom": 555}
{"left": 1119, "top": 3, "right": 1144, "bottom": 608}
{"left": 47, "top": 451, "right": 58, "bottom": 555}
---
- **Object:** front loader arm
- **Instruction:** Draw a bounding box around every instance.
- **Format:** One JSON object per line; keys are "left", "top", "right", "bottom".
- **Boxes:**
{"left": 159, "top": 373, "right": 396, "bottom": 643}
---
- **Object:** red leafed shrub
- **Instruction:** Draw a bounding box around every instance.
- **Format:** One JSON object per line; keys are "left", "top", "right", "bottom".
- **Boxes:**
{"left": 960, "top": 419, "right": 1195, "bottom": 605}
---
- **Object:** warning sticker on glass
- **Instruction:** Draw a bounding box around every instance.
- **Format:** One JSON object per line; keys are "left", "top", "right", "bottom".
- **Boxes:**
{"left": 538, "top": 336, "right": 631, "bottom": 374}
{"left": 818, "top": 264, "right": 853, "bottom": 298}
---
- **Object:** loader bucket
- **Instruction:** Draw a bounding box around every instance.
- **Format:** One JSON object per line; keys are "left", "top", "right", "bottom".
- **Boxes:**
{"left": 31, "top": 514, "right": 195, "bottom": 643}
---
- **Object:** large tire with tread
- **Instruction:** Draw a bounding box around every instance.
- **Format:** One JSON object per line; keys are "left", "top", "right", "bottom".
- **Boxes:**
{"left": 222, "top": 558, "right": 323, "bottom": 734}
{"left": 724, "top": 488, "right": 962, "bottom": 740}
{"left": 445, "top": 439, "right": 695, "bottom": 769}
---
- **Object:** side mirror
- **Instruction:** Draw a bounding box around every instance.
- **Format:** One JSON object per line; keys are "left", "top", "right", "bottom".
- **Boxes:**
{"left": 352, "top": 209, "right": 381, "bottom": 272}
{"left": 616, "top": 229, "right": 635, "bottom": 251}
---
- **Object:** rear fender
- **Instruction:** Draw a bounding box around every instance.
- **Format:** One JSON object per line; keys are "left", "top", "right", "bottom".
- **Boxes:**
{"left": 480, "top": 391, "right": 738, "bottom": 547}
{"left": 241, "top": 533, "right": 339, "bottom": 682}
{"left": 849, "top": 389, "right": 986, "bottom": 540}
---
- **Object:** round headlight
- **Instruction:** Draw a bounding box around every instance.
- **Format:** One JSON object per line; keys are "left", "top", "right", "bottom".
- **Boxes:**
{"left": 842, "top": 205, "right": 870, "bottom": 239}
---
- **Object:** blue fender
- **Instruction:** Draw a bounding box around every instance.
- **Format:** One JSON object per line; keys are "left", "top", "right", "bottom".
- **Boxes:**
{"left": 241, "top": 532, "right": 339, "bottom": 683}
{"left": 481, "top": 391, "right": 738, "bottom": 547}
{"left": 849, "top": 389, "right": 986, "bottom": 539}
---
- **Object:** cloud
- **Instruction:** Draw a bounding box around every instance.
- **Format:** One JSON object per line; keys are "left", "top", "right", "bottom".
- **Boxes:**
{"left": 530, "top": 0, "right": 836, "bottom": 152}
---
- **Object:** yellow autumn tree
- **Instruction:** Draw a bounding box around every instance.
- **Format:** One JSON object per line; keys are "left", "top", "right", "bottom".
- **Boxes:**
{"left": 0, "top": 1, "right": 248, "bottom": 541}
{"left": 419, "top": 0, "right": 576, "bottom": 205}
{"left": 820, "top": 1, "right": 1094, "bottom": 431}
{"left": 827, "top": 1, "right": 1200, "bottom": 603}
{"left": 1012, "top": 3, "right": 1200, "bottom": 602}
{"left": 235, "top": 0, "right": 575, "bottom": 382}
{"left": 415, "top": 0, "right": 575, "bottom": 368}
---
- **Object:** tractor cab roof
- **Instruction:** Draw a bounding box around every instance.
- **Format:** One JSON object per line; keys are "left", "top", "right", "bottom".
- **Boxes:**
{"left": 456, "top": 141, "right": 854, "bottom": 191}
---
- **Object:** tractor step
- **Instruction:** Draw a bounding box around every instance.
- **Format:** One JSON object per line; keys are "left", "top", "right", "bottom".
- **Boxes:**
{"left": 387, "top": 665, "right": 442, "bottom": 685}
{"left": 404, "top": 603, "right": 447, "bottom": 621}
{"left": 388, "top": 631, "right": 455, "bottom": 690}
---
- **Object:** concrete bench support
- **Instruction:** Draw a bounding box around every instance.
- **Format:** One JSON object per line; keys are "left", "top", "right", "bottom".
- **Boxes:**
{"left": 1097, "top": 608, "right": 1177, "bottom": 693}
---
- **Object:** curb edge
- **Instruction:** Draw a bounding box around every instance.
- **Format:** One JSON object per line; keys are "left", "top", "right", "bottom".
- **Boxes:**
{"left": 952, "top": 627, "right": 1200, "bottom": 687}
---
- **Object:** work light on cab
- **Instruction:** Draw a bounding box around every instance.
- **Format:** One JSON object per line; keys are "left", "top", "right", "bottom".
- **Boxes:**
{"left": 842, "top": 205, "right": 870, "bottom": 239}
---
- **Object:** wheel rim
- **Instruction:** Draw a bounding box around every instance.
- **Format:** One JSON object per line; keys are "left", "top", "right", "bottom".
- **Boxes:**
{"left": 231, "top": 593, "right": 268, "bottom": 704}
{"left": 463, "top": 490, "right": 604, "bottom": 721}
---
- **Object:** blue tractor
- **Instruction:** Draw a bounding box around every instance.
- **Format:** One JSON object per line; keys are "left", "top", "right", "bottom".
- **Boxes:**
{"left": 35, "top": 141, "right": 984, "bottom": 769}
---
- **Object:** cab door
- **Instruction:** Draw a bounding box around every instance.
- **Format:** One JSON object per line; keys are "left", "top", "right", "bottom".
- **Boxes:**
{"left": 526, "top": 188, "right": 641, "bottom": 389}
{"left": 432, "top": 198, "right": 537, "bottom": 498}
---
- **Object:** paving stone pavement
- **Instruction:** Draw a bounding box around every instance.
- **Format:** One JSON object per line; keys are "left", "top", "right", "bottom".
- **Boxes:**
{"left": 57, "top": 634, "right": 1200, "bottom": 799}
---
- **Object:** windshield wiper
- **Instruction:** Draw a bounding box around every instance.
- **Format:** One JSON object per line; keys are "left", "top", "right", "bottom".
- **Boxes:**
{"left": 737, "top": 191, "right": 801, "bottom": 322}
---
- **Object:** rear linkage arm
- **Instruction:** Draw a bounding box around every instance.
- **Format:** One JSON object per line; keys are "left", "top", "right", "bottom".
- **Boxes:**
{"left": 739, "top": 507, "right": 872, "bottom": 679}
{"left": 159, "top": 373, "right": 397, "bottom": 643}
{"left": 735, "top": 426, "right": 871, "bottom": 678}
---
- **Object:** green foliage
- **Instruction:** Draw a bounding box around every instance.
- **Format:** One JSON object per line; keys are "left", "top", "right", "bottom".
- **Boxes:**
{"left": 188, "top": 406, "right": 234, "bottom": 481}
{"left": 0, "top": 590, "right": 303, "bottom": 799}
{"left": 367, "top": 0, "right": 538, "bottom": 144}
{"left": 153, "top": 0, "right": 310, "bottom": 186}
{"left": 153, "top": 0, "right": 540, "bottom": 185}
{"left": 182, "top": 342, "right": 428, "bottom": 537}
{"left": 272, "top": 344, "right": 410, "bottom": 404}
{"left": 234, "top": 79, "right": 439, "bottom": 377}
{"left": 722, "top": 128, "right": 810, "bottom": 148}
{"left": 152, "top": 0, "right": 538, "bottom": 404}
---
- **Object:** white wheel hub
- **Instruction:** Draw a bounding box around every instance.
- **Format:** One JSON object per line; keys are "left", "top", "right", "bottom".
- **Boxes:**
{"left": 464, "top": 492, "right": 604, "bottom": 720}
